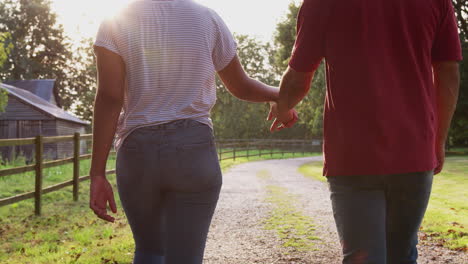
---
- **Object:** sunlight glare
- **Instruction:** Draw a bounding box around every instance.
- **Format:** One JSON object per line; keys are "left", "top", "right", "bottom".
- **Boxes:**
{"left": 51, "top": 0, "right": 298, "bottom": 45}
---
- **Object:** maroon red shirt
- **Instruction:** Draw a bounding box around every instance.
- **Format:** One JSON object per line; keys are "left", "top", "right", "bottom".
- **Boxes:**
{"left": 289, "top": 0, "right": 463, "bottom": 176}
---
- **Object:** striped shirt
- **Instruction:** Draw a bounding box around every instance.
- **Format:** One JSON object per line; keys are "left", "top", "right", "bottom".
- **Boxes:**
{"left": 94, "top": 0, "right": 237, "bottom": 150}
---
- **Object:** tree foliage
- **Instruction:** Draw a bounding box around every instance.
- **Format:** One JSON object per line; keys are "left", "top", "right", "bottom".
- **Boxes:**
{"left": 212, "top": 35, "right": 276, "bottom": 139}
{"left": 452, "top": 0, "right": 468, "bottom": 39}
{"left": 0, "top": 32, "right": 12, "bottom": 66}
{"left": 212, "top": 34, "right": 317, "bottom": 139}
{"left": 0, "top": 0, "right": 97, "bottom": 121}
{"left": 450, "top": 0, "right": 468, "bottom": 146}
{"left": 0, "top": 32, "right": 12, "bottom": 112}
{"left": 65, "top": 39, "right": 97, "bottom": 121}
{"left": 271, "top": 2, "right": 300, "bottom": 76}
{"left": 0, "top": 0, "right": 72, "bottom": 107}
{"left": 272, "top": 2, "right": 326, "bottom": 138}
{"left": 211, "top": 2, "right": 327, "bottom": 140}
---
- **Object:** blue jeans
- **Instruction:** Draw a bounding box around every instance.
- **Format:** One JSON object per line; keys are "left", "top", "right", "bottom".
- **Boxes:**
{"left": 328, "top": 171, "right": 433, "bottom": 264}
{"left": 116, "top": 120, "right": 222, "bottom": 264}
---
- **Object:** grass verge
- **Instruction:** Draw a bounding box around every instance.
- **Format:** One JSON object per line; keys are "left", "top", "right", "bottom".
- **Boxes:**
{"left": 0, "top": 151, "right": 319, "bottom": 263}
{"left": 421, "top": 156, "right": 468, "bottom": 251}
{"left": 298, "top": 157, "right": 468, "bottom": 251}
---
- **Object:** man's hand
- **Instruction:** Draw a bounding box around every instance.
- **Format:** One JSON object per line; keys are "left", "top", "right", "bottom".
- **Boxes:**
{"left": 268, "top": 102, "right": 299, "bottom": 132}
{"left": 434, "top": 141, "right": 446, "bottom": 175}
{"left": 90, "top": 176, "right": 117, "bottom": 223}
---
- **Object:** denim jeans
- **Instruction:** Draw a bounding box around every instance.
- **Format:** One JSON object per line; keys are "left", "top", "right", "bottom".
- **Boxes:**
{"left": 328, "top": 171, "right": 433, "bottom": 264}
{"left": 116, "top": 119, "right": 222, "bottom": 264}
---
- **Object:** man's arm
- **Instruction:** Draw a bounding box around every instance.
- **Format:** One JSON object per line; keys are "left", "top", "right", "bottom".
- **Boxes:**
{"left": 433, "top": 61, "right": 460, "bottom": 174}
{"left": 89, "top": 46, "right": 125, "bottom": 222}
{"left": 270, "top": 66, "right": 315, "bottom": 131}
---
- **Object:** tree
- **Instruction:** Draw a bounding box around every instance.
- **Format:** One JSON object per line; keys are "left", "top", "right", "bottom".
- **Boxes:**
{"left": 450, "top": 0, "right": 468, "bottom": 146}
{"left": 64, "top": 39, "right": 97, "bottom": 122}
{"left": 0, "top": 32, "right": 12, "bottom": 112}
{"left": 452, "top": 0, "right": 468, "bottom": 38}
{"left": 0, "top": 0, "right": 71, "bottom": 107}
{"left": 271, "top": 2, "right": 300, "bottom": 76}
{"left": 211, "top": 34, "right": 314, "bottom": 140}
{"left": 212, "top": 35, "right": 277, "bottom": 139}
{"left": 0, "top": 33, "right": 12, "bottom": 67}
{"left": 271, "top": 2, "right": 326, "bottom": 138}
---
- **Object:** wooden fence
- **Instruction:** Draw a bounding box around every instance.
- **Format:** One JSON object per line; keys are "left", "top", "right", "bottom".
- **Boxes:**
{"left": 0, "top": 134, "right": 321, "bottom": 215}
{"left": 216, "top": 139, "right": 321, "bottom": 161}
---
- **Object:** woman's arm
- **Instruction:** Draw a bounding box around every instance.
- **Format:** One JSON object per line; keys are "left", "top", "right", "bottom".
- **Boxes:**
{"left": 89, "top": 46, "right": 126, "bottom": 222}
{"left": 217, "top": 55, "right": 279, "bottom": 102}
{"left": 217, "top": 55, "right": 299, "bottom": 129}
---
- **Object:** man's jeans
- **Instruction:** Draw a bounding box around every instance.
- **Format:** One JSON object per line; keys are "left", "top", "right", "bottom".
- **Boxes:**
{"left": 328, "top": 171, "right": 433, "bottom": 264}
{"left": 116, "top": 120, "right": 222, "bottom": 264}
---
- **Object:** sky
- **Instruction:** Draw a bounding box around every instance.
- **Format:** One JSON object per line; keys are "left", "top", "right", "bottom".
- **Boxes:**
{"left": 50, "top": 0, "right": 299, "bottom": 45}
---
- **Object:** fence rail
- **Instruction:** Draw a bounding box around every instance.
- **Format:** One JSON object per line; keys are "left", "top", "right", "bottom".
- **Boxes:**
{"left": 216, "top": 139, "right": 320, "bottom": 162}
{"left": 0, "top": 134, "right": 321, "bottom": 215}
{"left": 0, "top": 133, "right": 115, "bottom": 214}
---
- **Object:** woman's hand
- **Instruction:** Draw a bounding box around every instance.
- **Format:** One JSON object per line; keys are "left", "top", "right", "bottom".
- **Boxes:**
{"left": 268, "top": 101, "right": 299, "bottom": 132}
{"left": 90, "top": 176, "right": 117, "bottom": 223}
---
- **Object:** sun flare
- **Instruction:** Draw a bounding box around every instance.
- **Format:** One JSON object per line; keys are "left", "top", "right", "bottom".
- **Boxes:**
{"left": 51, "top": 0, "right": 296, "bottom": 45}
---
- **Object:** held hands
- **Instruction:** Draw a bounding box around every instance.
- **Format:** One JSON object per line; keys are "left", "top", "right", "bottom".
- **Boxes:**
{"left": 268, "top": 101, "right": 299, "bottom": 132}
{"left": 90, "top": 176, "right": 117, "bottom": 223}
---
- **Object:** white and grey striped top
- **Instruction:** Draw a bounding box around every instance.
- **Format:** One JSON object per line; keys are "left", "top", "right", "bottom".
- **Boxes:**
{"left": 94, "top": 0, "right": 237, "bottom": 150}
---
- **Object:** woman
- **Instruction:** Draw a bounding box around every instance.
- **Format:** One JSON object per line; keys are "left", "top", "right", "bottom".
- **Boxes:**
{"left": 89, "top": 0, "right": 297, "bottom": 263}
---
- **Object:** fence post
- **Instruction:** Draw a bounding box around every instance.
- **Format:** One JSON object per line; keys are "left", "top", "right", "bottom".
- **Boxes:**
{"left": 35, "top": 135, "right": 44, "bottom": 216}
{"left": 233, "top": 146, "right": 236, "bottom": 161}
{"left": 281, "top": 141, "right": 284, "bottom": 157}
{"left": 73, "top": 133, "right": 80, "bottom": 201}
{"left": 270, "top": 141, "right": 273, "bottom": 157}
{"left": 246, "top": 142, "right": 249, "bottom": 159}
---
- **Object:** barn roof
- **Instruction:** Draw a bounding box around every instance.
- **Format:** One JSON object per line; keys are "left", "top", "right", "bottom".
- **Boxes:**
{"left": 1, "top": 83, "right": 89, "bottom": 126}
{"left": 4, "top": 79, "right": 59, "bottom": 106}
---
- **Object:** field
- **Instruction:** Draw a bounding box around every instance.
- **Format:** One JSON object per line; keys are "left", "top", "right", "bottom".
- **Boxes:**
{"left": 299, "top": 156, "right": 468, "bottom": 251}
{"left": 0, "top": 150, "right": 318, "bottom": 264}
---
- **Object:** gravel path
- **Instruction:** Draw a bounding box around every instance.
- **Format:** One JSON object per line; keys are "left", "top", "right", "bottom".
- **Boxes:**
{"left": 204, "top": 157, "right": 467, "bottom": 264}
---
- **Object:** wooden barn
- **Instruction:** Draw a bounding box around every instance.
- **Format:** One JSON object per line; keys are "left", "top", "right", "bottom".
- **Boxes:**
{"left": 0, "top": 80, "right": 89, "bottom": 162}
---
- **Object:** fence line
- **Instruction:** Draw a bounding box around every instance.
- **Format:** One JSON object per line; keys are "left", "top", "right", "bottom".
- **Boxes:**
{"left": 0, "top": 134, "right": 321, "bottom": 215}
{"left": 216, "top": 139, "right": 320, "bottom": 162}
{"left": 0, "top": 133, "right": 115, "bottom": 215}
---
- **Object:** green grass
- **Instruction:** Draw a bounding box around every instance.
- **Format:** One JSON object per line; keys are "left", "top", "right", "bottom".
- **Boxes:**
{"left": 422, "top": 157, "right": 468, "bottom": 251}
{"left": 299, "top": 157, "right": 468, "bottom": 251}
{"left": 0, "top": 175, "right": 135, "bottom": 263}
{"left": 447, "top": 147, "right": 468, "bottom": 156}
{"left": 0, "top": 155, "right": 116, "bottom": 199}
{"left": 263, "top": 184, "right": 319, "bottom": 252}
{"left": 0, "top": 155, "right": 135, "bottom": 264}
{"left": 0, "top": 150, "right": 319, "bottom": 264}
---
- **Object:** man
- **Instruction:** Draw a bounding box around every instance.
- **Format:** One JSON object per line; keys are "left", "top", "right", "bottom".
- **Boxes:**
{"left": 270, "top": 0, "right": 462, "bottom": 263}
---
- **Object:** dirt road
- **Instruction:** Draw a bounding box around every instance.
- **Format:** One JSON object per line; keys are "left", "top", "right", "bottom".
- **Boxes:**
{"left": 204, "top": 157, "right": 467, "bottom": 264}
